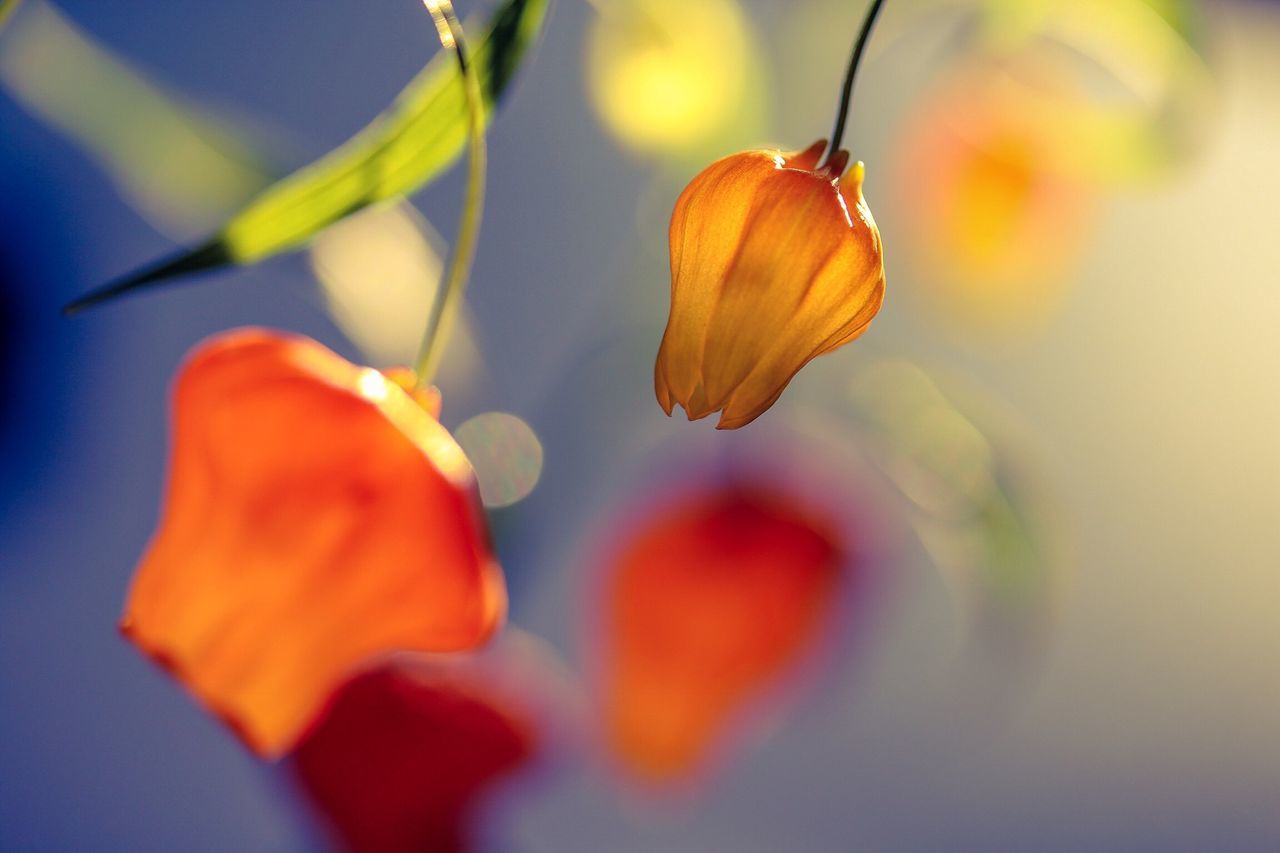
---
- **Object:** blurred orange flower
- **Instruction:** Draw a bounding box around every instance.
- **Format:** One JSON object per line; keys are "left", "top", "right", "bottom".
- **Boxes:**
{"left": 121, "top": 328, "right": 505, "bottom": 756}
{"left": 600, "top": 484, "right": 845, "bottom": 780}
{"left": 891, "top": 58, "right": 1097, "bottom": 331}
{"left": 292, "top": 660, "right": 535, "bottom": 853}
{"left": 655, "top": 139, "right": 885, "bottom": 429}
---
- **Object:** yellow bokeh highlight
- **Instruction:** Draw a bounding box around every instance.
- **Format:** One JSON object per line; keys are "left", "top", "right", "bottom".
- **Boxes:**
{"left": 586, "top": 0, "right": 755, "bottom": 152}
{"left": 308, "top": 202, "right": 479, "bottom": 381}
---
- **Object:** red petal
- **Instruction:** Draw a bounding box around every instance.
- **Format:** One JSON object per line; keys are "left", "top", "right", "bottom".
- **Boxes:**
{"left": 600, "top": 485, "right": 845, "bottom": 779}
{"left": 292, "top": 660, "right": 535, "bottom": 853}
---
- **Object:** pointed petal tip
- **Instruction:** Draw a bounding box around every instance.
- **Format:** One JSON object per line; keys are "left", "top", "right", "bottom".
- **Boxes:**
{"left": 654, "top": 352, "right": 675, "bottom": 416}
{"left": 685, "top": 406, "right": 717, "bottom": 424}
{"left": 789, "top": 139, "right": 829, "bottom": 171}
{"left": 62, "top": 240, "right": 232, "bottom": 315}
{"left": 655, "top": 383, "right": 674, "bottom": 417}
{"left": 715, "top": 412, "right": 755, "bottom": 431}
{"left": 844, "top": 160, "right": 867, "bottom": 192}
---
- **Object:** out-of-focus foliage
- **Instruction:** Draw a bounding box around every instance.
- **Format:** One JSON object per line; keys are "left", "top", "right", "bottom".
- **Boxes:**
{"left": 585, "top": 0, "right": 767, "bottom": 156}
{"left": 0, "top": 0, "right": 23, "bottom": 31}
{"left": 68, "top": 0, "right": 549, "bottom": 310}
{"left": 976, "top": 0, "right": 1212, "bottom": 184}
{"left": 0, "top": 0, "right": 274, "bottom": 238}
{"left": 846, "top": 360, "right": 1056, "bottom": 651}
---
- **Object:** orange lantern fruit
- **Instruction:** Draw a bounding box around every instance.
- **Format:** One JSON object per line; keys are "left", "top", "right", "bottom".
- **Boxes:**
{"left": 292, "top": 660, "right": 535, "bottom": 853}
{"left": 121, "top": 328, "right": 505, "bottom": 756}
{"left": 600, "top": 484, "right": 846, "bottom": 779}
{"left": 655, "top": 139, "right": 886, "bottom": 429}
{"left": 891, "top": 58, "right": 1097, "bottom": 330}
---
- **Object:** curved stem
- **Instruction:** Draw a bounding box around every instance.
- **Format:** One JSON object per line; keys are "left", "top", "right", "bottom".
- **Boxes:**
{"left": 414, "top": 0, "right": 487, "bottom": 390}
{"left": 823, "top": 0, "right": 888, "bottom": 168}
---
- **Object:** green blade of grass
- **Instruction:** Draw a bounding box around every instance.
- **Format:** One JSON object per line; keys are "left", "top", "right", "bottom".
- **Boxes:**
{"left": 66, "top": 0, "right": 548, "bottom": 314}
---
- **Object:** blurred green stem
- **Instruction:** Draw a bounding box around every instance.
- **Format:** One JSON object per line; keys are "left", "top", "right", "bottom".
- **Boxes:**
{"left": 0, "top": 0, "right": 23, "bottom": 32}
{"left": 414, "top": 0, "right": 487, "bottom": 390}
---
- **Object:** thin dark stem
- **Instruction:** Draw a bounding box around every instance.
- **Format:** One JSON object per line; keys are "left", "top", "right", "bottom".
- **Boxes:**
{"left": 824, "top": 0, "right": 887, "bottom": 168}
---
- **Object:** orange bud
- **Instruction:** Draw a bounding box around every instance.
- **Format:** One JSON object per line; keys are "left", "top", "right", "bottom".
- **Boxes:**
{"left": 656, "top": 139, "right": 886, "bottom": 429}
{"left": 292, "top": 661, "right": 535, "bottom": 853}
{"left": 121, "top": 328, "right": 505, "bottom": 756}
{"left": 600, "top": 485, "right": 845, "bottom": 779}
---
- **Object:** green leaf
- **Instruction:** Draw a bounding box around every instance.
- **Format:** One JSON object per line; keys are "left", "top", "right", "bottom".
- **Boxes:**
{"left": 66, "top": 0, "right": 549, "bottom": 313}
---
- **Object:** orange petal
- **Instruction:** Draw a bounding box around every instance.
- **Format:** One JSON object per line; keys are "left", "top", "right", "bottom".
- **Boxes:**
{"left": 600, "top": 485, "right": 845, "bottom": 780}
{"left": 292, "top": 660, "right": 535, "bottom": 853}
{"left": 121, "top": 328, "right": 505, "bottom": 756}
{"left": 656, "top": 150, "right": 766, "bottom": 414}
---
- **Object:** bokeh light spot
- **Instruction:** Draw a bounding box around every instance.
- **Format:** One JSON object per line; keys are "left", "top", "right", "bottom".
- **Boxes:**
{"left": 309, "top": 202, "right": 479, "bottom": 381}
{"left": 454, "top": 412, "right": 544, "bottom": 509}
{"left": 585, "top": 0, "right": 754, "bottom": 151}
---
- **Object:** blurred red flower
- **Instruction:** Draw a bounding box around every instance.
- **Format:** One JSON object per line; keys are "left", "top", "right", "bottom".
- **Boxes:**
{"left": 292, "top": 660, "right": 536, "bottom": 853}
{"left": 121, "top": 328, "right": 505, "bottom": 756}
{"left": 600, "top": 484, "right": 847, "bottom": 779}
